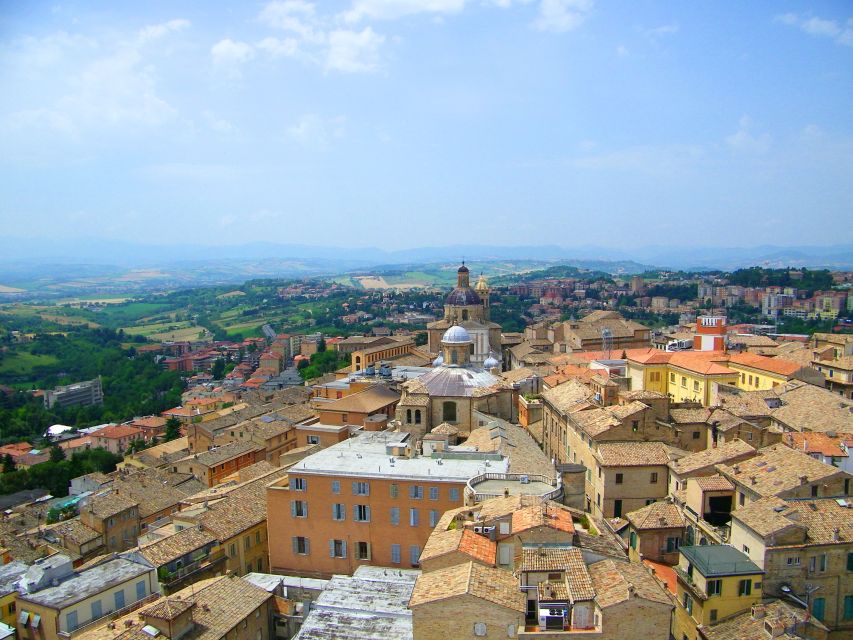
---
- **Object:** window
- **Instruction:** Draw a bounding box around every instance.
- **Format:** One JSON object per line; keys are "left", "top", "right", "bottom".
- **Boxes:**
{"left": 293, "top": 477, "right": 307, "bottom": 491}
{"left": 681, "top": 376, "right": 687, "bottom": 387}
{"left": 352, "top": 481, "right": 370, "bottom": 496}
{"left": 632, "top": 420, "right": 639, "bottom": 432}
{"left": 245, "top": 536, "right": 251, "bottom": 550}
{"left": 406, "top": 409, "right": 412, "bottom": 423}
{"left": 332, "top": 503, "right": 346, "bottom": 521}
{"left": 230, "top": 543, "right": 236, "bottom": 558}
{"left": 390, "top": 507, "right": 400, "bottom": 525}
{"left": 666, "top": 537, "right": 680, "bottom": 552}
{"left": 613, "top": 499, "right": 622, "bottom": 518}
{"left": 391, "top": 544, "right": 401, "bottom": 564}
{"left": 630, "top": 531, "right": 637, "bottom": 550}
{"left": 92, "top": 600, "right": 103, "bottom": 620}
{"left": 646, "top": 499, "right": 656, "bottom": 506}
{"left": 442, "top": 401, "right": 457, "bottom": 422}
{"left": 136, "top": 581, "right": 146, "bottom": 600}
{"left": 66, "top": 611, "right": 78, "bottom": 631}
{"left": 670, "top": 373, "right": 675, "bottom": 382}
{"left": 707, "top": 579, "right": 722, "bottom": 597}
{"left": 355, "top": 541, "right": 371, "bottom": 560}
{"left": 692, "top": 431, "right": 700, "bottom": 439}
{"left": 390, "top": 483, "right": 398, "bottom": 498}
{"left": 615, "top": 473, "right": 623, "bottom": 484}
{"left": 329, "top": 539, "right": 347, "bottom": 558}
{"left": 848, "top": 552, "right": 853, "bottom": 571}
{"left": 409, "top": 485, "right": 424, "bottom": 499}
{"left": 810, "top": 554, "right": 827, "bottom": 573}
{"left": 354, "top": 504, "right": 371, "bottom": 522}
{"left": 415, "top": 410, "right": 421, "bottom": 424}
{"left": 786, "top": 556, "right": 800, "bottom": 566}
{"left": 291, "top": 500, "right": 308, "bottom": 518}
{"left": 429, "top": 510, "right": 439, "bottom": 527}
{"left": 693, "top": 381, "right": 700, "bottom": 391}
{"left": 739, "top": 493, "right": 745, "bottom": 507}
{"left": 292, "top": 536, "right": 310, "bottom": 555}
{"left": 331, "top": 480, "right": 340, "bottom": 494}
{"left": 811, "top": 485, "right": 819, "bottom": 497}
{"left": 256, "top": 531, "right": 261, "bottom": 544}
{"left": 410, "top": 507, "right": 420, "bottom": 526}
{"left": 844, "top": 595, "right": 853, "bottom": 621}
{"left": 449, "top": 487, "right": 460, "bottom": 502}
{"left": 682, "top": 593, "right": 693, "bottom": 615}
{"left": 738, "top": 579, "right": 752, "bottom": 596}
{"left": 709, "top": 609, "right": 718, "bottom": 623}
{"left": 409, "top": 545, "right": 421, "bottom": 566}
{"left": 307, "top": 435, "right": 320, "bottom": 445}
{"left": 115, "top": 590, "right": 125, "bottom": 610}
{"left": 742, "top": 545, "right": 750, "bottom": 555}
{"left": 429, "top": 487, "right": 439, "bottom": 501}
{"left": 650, "top": 472, "right": 658, "bottom": 484}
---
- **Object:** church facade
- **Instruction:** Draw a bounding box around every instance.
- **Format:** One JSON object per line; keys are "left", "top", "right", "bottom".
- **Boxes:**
{"left": 426, "top": 264, "right": 502, "bottom": 367}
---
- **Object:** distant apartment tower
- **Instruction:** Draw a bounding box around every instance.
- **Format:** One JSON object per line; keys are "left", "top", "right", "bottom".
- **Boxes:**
{"left": 43, "top": 376, "right": 104, "bottom": 409}
{"left": 693, "top": 316, "right": 726, "bottom": 351}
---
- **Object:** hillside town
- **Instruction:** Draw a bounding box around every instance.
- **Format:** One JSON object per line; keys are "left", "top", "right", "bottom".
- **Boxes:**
{"left": 0, "top": 263, "right": 849, "bottom": 640}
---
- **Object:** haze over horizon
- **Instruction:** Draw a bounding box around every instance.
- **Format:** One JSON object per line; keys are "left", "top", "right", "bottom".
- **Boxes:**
{"left": 1, "top": 1, "right": 852, "bottom": 248}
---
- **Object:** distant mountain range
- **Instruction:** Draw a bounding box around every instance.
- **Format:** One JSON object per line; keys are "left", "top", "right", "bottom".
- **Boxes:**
{"left": 1, "top": 238, "right": 852, "bottom": 296}
{"left": 4, "top": 238, "right": 853, "bottom": 270}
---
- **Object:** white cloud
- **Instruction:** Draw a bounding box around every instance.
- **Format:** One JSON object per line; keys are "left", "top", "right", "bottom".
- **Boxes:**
{"left": 5, "top": 31, "right": 96, "bottom": 68}
{"left": 202, "top": 110, "right": 235, "bottom": 134}
{"left": 325, "top": 27, "right": 385, "bottom": 73}
{"left": 342, "top": 0, "right": 466, "bottom": 23}
{"left": 725, "top": 116, "right": 771, "bottom": 154}
{"left": 643, "top": 23, "right": 679, "bottom": 40}
{"left": 774, "top": 12, "right": 853, "bottom": 47}
{"left": 258, "top": 1, "right": 324, "bottom": 42}
{"left": 257, "top": 36, "right": 300, "bottom": 57}
{"left": 287, "top": 114, "right": 346, "bottom": 148}
{"left": 211, "top": 38, "right": 256, "bottom": 65}
{"left": 138, "top": 19, "right": 190, "bottom": 44}
{"left": 533, "top": 0, "right": 593, "bottom": 33}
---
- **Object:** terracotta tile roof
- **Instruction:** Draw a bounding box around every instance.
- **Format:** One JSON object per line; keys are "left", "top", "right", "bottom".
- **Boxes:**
{"left": 457, "top": 529, "right": 498, "bottom": 565}
{"left": 111, "top": 468, "right": 197, "bottom": 519}
{"left": 699, "top": 599, "right": 825, "bottom": 640}
{"left": 83, "top": 490, "right": 138, "bottom": 519}
{"left": 92, "top": 424, "right": 143, "bottom": 440}
{"left": 595, "top": 441, "right": 675, "bottom": 467}
{"left": 736, "top": 497, "right": 853, "bottom": 545}
{"left": 181, "top": 441, "right": 262, "bottom": 468}
{"left": 511, "top": 504, "right": 575, "bottom": 535}
{"left": 538, "top": 581, "right": 568, "bottom": 602}
{"left": 541, "top": 379, "right": 595, "bottom": 414}
{"left": 588, "top": 559, "right": 673, "bottom": 609}
{"left": 784, "top": 431, "right": 850, "bottom": 458}
{"left": 669, "top": 408, "right": 711, "bottom": 424}
{"left": 729, "top": 497, "right": 799, "bottom": 537}
{"left": 139, "top": 526, "right": 217, "bottom": 567}
{"left": 717, "top": 444, "right": 846, "bottom": 498}
{"left": 409, "top": 561, "right": 525, "bottom": 612}
{"left": 669, "top": 439, "right": 756, "bottom": 476}
{"left": 668, "top": 352, "right": 735, "bottom": 376}
{"left": 693, "top": 475, "right": 735, "bottom": 492}
{"left": 139, "top": 597, "right": 195, "bottom": 620}
{"left": 44, "top": 518, "right": 102, "bottom": 546}
{"left": 728, "top": 352, "right": 801, "bottom": 377}
{"left": 626, "top": 501, "right": 685, "bottom": 530}
{"left": 573, "top": 530, "right": 628, "bottom": 561}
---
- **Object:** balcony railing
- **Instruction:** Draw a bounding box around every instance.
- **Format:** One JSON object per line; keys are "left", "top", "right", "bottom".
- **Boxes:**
{"left": 58, "top": 592, "right": 160, "bottom": 638}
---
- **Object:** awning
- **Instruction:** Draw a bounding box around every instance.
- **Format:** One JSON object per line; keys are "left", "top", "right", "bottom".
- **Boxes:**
{"left": 30, "top": 613, "right": 41, "bottom": 628}
{"left": 17, "top": 611, "right": 29, "bottom": 625}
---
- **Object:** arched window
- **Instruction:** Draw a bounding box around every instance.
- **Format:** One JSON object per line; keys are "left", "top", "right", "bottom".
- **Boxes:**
{"left": 462, "top": 309, "right": 469, "bottom": 321}
{"left": 443, "top": 401, "right": 457, "bottom": 423}
{"left": 406, "top": 409, "right": 412, "bottom": 423}
{"left": 450, "top": 350, "right": 458, "bottom": 364}
{"left": 414, "top": 410, "right": 421, "bottom": 424}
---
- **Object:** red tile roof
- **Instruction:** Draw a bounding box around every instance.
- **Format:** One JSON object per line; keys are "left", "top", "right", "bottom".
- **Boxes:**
{"left": 93, "top": 424, "right": 143, "bottom": 440}
{"left": 458, "top": 529, "right": 497, "bottom": 565}
{"left": 728, "top": 352, "right": 801, "bottom": 377}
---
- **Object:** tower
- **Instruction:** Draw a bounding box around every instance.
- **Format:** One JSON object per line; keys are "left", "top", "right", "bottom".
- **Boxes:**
{"left": 475, "top": 274, "right": 490, "bottom": 320}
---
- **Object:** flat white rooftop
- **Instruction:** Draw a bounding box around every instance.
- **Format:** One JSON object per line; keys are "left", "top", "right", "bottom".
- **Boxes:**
{"left": 291, "top": 431, "right": 508, "bottom": 482}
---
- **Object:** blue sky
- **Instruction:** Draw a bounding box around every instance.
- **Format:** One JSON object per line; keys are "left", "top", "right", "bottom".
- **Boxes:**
{"left": 1, "top": 0, "right": 851, "bottom": 249}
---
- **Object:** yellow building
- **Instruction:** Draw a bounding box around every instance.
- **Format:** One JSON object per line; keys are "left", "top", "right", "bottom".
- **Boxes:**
{"left": 627, "top": 350, "right": 738, "bottom": 406}
{"left": 672, "top": 545, "right": 764, "bottom": 640}
{"left": 726, "top": 352, "right": 803, "bottom": 391}
{"left": 0, "top": 561, "right": 28, "bottom": 628}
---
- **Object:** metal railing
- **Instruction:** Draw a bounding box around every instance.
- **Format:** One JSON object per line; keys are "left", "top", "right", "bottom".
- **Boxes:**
{"left": 466, "top": 472, "right": 562, "bottom": 502}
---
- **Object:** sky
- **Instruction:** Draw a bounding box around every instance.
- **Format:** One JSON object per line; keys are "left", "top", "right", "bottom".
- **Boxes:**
{"left": 1, "top": 0, "right": 852, "bottom": 250}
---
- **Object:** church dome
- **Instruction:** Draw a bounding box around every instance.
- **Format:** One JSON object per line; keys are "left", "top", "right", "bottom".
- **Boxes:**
{"left": 457, "top": 264, "right": 469, "bottom": 274}
{"left": 474, "top": 275, "right": 489, "bottom": 293}
{"left": 484, "top": 354, "right": 500, "bottom": 369}
{"left": 442, "top": 325, "right": 472, "bottom": 344}
{"left": 445, "top": 287, "right": 481, "bottom": 306}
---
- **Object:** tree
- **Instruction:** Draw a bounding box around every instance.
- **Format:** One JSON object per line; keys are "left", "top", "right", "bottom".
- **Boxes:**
{"left": 2, "top": 454, "right": 15, "bottom": 474}
{"left": 165, "top": 417, "right": 182, "bottom": 441}
{"left": 50, "top": 445, "right": 66, "bottom": 463}
{"left": 211, "top": 358, "right": 226, "bottom": 380}
{"left": 414, "top": 332, "right": 428, "bottom": 346}
{"left": 317, "top": 337, "right": 326, "bottom": 353}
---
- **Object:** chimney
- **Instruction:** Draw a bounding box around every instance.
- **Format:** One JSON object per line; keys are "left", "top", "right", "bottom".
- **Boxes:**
{"left": 751, "top": 604, "right": 766, "bottom": 620}
{"left": 659, "top": 517, "right": 667, "bottom": 527}
{"left": 799, "top": 475, "right": 808, "bottom": 485}
{"left": 833, "top": 527, "right": 841, "bottom": 542}
{"left": 765, "top": 619, "right": 786, "bottom": 638}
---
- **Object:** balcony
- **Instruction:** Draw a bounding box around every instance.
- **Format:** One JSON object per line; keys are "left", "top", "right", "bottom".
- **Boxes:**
{"left": 58, "top": 592, "right": 160, "bottom": 638}
{"left": 158, "top": 548, "right": 227, "bottom": 592}
{"left": 466, "top": 472, "right": 562, "bottom": 503}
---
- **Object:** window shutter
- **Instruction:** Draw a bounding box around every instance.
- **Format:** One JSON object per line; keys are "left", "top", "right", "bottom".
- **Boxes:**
{"left": 341, "top": 541, "right": 347, "bottom": 558}
{"left": 329, "top": 540, "right": 335, "bottom": 557}
{"left": 292, "top": 537, "right": 298, "bottom": 554}
{"left": 290, "top": 501, "right": 296, "bottom": 517}
{"left": 352, "top": 481, "right": 358, "bottom": 495}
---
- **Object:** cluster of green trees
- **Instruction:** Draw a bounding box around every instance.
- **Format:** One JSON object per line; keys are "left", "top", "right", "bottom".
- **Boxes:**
{"left": 728, "top": 267, "right": 833, "bottom": 292}
{"left": 645, "top": 283, "right": 698, "bottom": 301}
{"left": 0, "top": 327, "right": 184, "bottom": 443}
{"left": 0, "top": 447, "right": 122, "bottom": 498}
{"left": 297, "top": 340, "right": 351, "bottom": 380}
